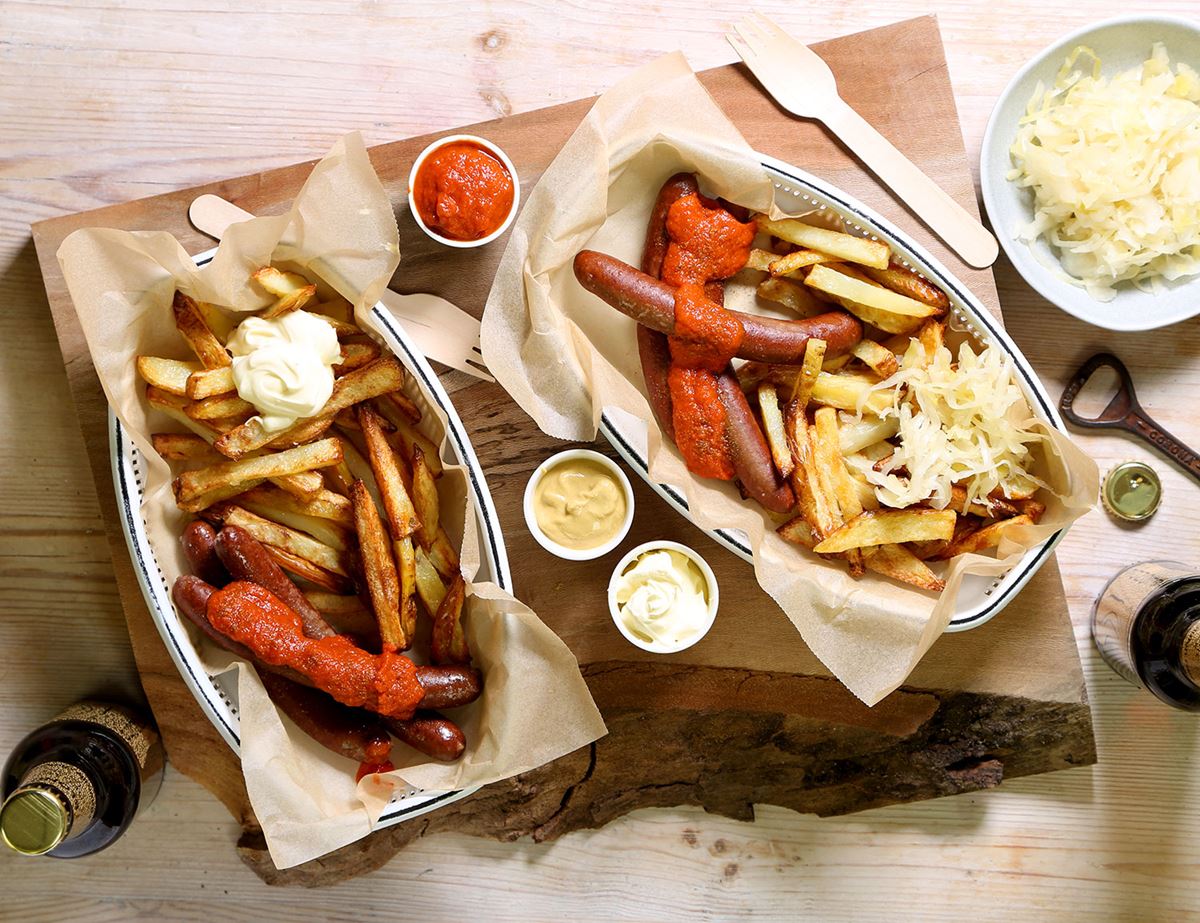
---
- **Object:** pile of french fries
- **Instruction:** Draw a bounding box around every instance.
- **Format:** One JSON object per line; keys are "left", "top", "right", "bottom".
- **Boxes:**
{"left": 137, "top": 267, "right": 468, "bottom": 662}
{"left": 739, "top": 216, "right": 1047, "bottom": 592}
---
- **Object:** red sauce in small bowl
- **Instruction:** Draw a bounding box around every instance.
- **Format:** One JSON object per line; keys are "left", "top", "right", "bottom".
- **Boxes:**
{"left": 412, "top": 141, "right": 515, "bottom": 242}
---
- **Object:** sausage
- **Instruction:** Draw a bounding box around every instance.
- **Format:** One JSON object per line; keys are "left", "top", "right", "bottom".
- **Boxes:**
{"left": 385, "top": 712, "right": 467, "bottom": 762}
{"left": 574, "top": 250, "right": 863, "bottom": 364}
{"left": 172, "top": 575, "right": 314, "bottom": 688}
{"left": 414, "top": 665, "right": 482, "bottom": 709}
{"left": 215, "top": 525, "right": 336, "bottom": 640}
{"left": 641, "top": 172, "right": 699, "bottom": 277}
{"left": 258, "top": 670, "right": 393, "bottom": 765}
{"left": 182, "top": 521, "right": 227, "bottom": 586}
{"left": 715, "top": 371, "right": 795, "bottom": 513}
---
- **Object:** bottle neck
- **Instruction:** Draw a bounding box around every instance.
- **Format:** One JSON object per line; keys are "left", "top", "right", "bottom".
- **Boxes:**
{"left": 0, "top": 761, "right": 95, "bottom": 856}
{"left": 1181, "top": 621, "right": 1200, "bottom": 687}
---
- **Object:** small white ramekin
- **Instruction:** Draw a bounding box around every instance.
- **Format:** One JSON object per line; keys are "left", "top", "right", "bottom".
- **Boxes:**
{"left": 523, "top": 449, "right": 635, "bottom": 561}
{"left": 607, "top": 540, "right": 719, "bottom": 654}
{"left": 407, "top": 133, "right": 520, "bottom": 249}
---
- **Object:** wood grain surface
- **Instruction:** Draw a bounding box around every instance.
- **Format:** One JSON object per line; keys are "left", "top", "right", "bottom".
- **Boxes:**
{"left": 2, "top": 1, "right": 1198, "bottom": 919}
{"left": 28, "top": 13, "right": 1098, "bottom": 883}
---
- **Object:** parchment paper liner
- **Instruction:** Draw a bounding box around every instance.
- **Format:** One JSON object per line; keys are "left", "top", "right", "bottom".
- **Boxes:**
{"left": 57, "top": 132, "right": 606, "bottom": 869}
{"left": 481, "top": 54, "right": 1098, "bottom": 708}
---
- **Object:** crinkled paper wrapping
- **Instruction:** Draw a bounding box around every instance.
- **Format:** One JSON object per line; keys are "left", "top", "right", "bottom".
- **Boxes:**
{"left": 481, "top": 54, "right": 1098, "bottom": 707}
{"left": 57, "top": 132, "right": 606, "bottom": 869}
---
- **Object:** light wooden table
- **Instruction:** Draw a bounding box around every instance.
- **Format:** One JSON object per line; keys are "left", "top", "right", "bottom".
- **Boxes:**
{"left": 2, "top": 2, "right": 1198, "bottom": 919}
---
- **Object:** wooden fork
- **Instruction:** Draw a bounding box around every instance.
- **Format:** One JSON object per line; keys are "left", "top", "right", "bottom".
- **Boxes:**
{"left": 726, "top": 13, "right": 998, "bottom": 269}
{"left": 188, "top": 194, "right": 493, "bottom": 382}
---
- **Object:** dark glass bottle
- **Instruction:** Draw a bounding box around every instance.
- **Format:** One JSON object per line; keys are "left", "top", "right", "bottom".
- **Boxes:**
{"left": 1, "top": 702, "right": 164, "bottom": 858}
{"left": 1093, "top": 561, "right": 1200, "bottom": 711}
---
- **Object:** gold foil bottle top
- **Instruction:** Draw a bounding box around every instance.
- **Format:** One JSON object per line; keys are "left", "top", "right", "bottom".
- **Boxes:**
{"left": 1103, "top": 461, "right": 1161, "bottom": 522}
{"left": 0, "top": 788, "right": 69, "bottom": 856}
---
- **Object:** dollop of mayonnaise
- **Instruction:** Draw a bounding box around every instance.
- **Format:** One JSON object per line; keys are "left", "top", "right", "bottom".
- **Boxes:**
{"left": 226, "top": 311, "right": 341, "bottom": 432}
{"left": 614, "top": 549, "right": 710, "bottom": 650}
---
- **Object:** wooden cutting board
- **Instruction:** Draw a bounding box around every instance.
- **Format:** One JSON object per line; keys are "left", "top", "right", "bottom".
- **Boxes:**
{"left": 30, "top": 16, "right": 1094, "bottom": 886}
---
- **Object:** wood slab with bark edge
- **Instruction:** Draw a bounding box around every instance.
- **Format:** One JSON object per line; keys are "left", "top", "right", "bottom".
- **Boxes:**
{"left": 30, "top": 16, "right": 1094, "bottom": 886}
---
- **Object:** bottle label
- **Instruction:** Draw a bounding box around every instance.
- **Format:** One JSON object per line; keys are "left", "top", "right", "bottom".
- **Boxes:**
{"left": 1181, "top": 622, "right": 1200, "bottom": 688}
{"left": 21, "top": 761, "right": 95, "bottom": 834}
{"left": 54, "top": 703, "right": 156, "bottom": 769}
{"left": 1093, "top": 561, "right": 1193, "bottom": 687}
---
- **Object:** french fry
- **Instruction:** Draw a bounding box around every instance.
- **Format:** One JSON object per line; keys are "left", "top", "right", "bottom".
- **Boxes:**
{"left": 414, "top": 546, "right": 448, "bottom": 615}
{"left": 805, "top": 265, "right": 942, "bottom": 329}
{"left": 822, "top": 353, "right": 852, "bottom": 372}
{"left": 810, "top": 372, "right": 894, "bottom": 415}
{"left": 335, "top": 341, "right": 381, "bottom": 374}
{"left": 861, "top": 261, "right": 950, "bottom": 310}
{"left": 151, "top": 433, "right": 221, "bottom": 462}
{"left": 430, "top": 573, "right": 470, "bottom": 665}
{"left": 238, "top": 482, "right": 352, "bottom": 524}
{"left": 813, "top": 508, "right": 956, "bottom": 554}
{"left": 790, "top": 337, "right": 826, "bottom": 410}
{"left": 410, "top": 445, "right": 439, "bottom": 549}
{"left": 251, "top": 266, "right": 312, "bottom": 297}
{"left": 381, "top": 391, "right": 422, "bottom": 425}
{"left": 917, "top": 318, "right": 946, "bottom": 361}
{"left": 837, "top": 414, "right": 899, "bottom": 454}
{"left": 272, "top": 470, "right": 324, "bottom": 499}
{"left": 174, "top": 437, "right": 343, "bottom": 507}
{"left": 935, "top": 514, "right": 1034, "bottom": 559}
{"left": 1017, "top": 498, "right": 1046, "bottom": 523}
{"left": 172, "top": 291, "right": 230, "bottom": 369}
{"left": 239, "top": 488, "right": 353, "bottom": 550}
{"left": 863, "top": 544, "right": 945, "bottom": 592}
{"left": 339, "top": 435, "right": 386, "bottom": 511}
{"left": 386, "top": 414, "right": 443, "bottom": 478}
{"left": 757, "top": 277, "right": 824, "bottom": 318}
{"left": 311, "top": 294, "right": 353, "bottom": 322}
{"left": 302, "top": 591, "right": 378, "bottom": 637}
{"left": 744, "top": 248, "right": 779, "bottom": 272}
{"left": 350, "top": 480, "right": 407, "bottom": 650}
{"left": 136, "top": 357, "right": 201, "bottom": 395}
{"left": 776, "top": 515, "right": 815, "bottom": 548}
{"left": 262, "top": 544, "right": 351, "bottom": 593}
{"left": 850, "top": 340, "right": 900, "bottom": 379}
{"left": 146, "top": 386, "right": 221, "bottom": 440}
{"left": 816, "top": 407, "right": 867, "bottom": 573}
{"left": 178, "top": 480, "right": 264, "bottom": 513}
{"left": 216, "top": 357, "right": 405, "bottom": 458}
{"left": 312, "top": 314, "right": 361, "bottom": 338}
{"left": 756, "top": 216, "right": 890, "bottom": 269}
{"left": 768, "top": 249, "right": 838, "bottom": 276}
{"left": 359, "top": 405, "right": 420, "bottom": 540}
{"left": 948, "top": 484, "right": 1018, "bottom": 519}
{"left": 186, "top": 366, "right": 236, "bottom": 400}
{"left": 215, "top": 504, "right": 348, "bottom": 575}
{"left": 194, "top": 301, "right": 237, "bottom": 343}
{"left": 325, "top": 459, "right": 355, "bottom": 496}
{"left": 428, "top": 527, "right": 461, "bottom": 580}
{"left": 394, "top": 536, "right": 419, "bottom": 647}
{"left": 259, "top": 284, "right": 317, "bottom": 320}
{"left": 185, "top": 393, "right": 255, "bottom": 421}
{"left": 757, "top": 383, "right": 793, "bottom": 478}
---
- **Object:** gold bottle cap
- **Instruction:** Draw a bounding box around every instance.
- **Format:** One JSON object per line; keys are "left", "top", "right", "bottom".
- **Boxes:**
{"left": 1103, "top": 461, "right": 1162, "bottom": 522}
{"left": 0, "top": 788, "right": 69, "bottom": 856}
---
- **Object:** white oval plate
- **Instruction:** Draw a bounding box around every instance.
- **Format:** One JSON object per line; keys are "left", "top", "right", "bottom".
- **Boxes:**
{"left": 109, "top": 247, "right": 511, "bottom": 828}
{"left": 980, "top": 14, "right": 1200, "bottom": 331}
{"left": 600, "top": 155, "right": 1069, "bottom": 632}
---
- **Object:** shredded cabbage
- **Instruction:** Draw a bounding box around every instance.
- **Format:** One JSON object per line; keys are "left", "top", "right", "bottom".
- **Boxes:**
{"left": 865, "top": 342, "right": 1047, "bottom": 510}
{"left": 1008, "top": 43, "right": 1200, "bottom": 301}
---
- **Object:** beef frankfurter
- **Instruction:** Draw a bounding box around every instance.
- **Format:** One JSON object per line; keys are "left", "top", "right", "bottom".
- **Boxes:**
{"left": 637, "top": 173, "right": 701, "bottom": 441}
{"left": 574, "top": 250, "right": 863, "bottom": 364}
{"left": 215, "top": 525, "right": 336, "bottom": 640}
{"left": 715, "top": 371, "right": 794, "bottom": 513}
{"left": 182, "top": 521, "right": 228, "bottom": 587}
{"left": 386, "top": 712, "right": 467, "bottom": 762}
{"left": 259, "top": 670, "right": 394, "bottom": 765}
{"left": 171, "top": 575, "right": 481, "bottom": 709}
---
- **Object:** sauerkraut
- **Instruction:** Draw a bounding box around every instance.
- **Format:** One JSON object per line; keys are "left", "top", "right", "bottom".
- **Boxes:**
{"left": 1008, "top": 43, "right": 1200, "bottom": 301}
{"left": 865, "top": 341, "right": 1047, "bottom": 510}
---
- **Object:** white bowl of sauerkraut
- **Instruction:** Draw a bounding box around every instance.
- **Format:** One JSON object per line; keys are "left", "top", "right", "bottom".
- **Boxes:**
{"left": 981, "top": 15, "right": 1200, "bottom": 331}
